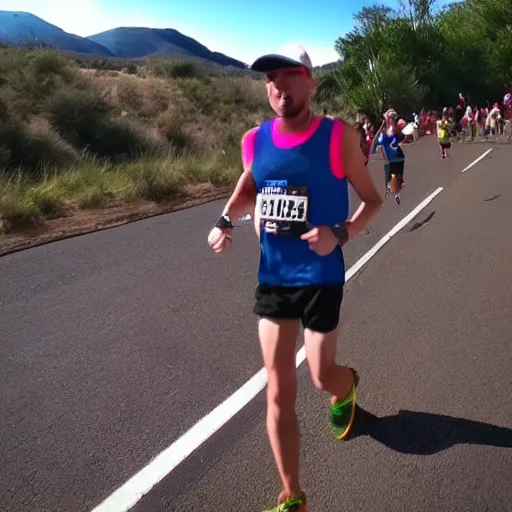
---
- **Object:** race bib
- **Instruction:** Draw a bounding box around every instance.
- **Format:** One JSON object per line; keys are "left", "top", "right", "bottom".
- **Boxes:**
{"left": 256, "top": 181, "right": 309, "bottom": 237}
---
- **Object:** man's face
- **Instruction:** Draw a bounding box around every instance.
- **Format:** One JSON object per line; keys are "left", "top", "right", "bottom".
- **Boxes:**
{"left": 264, "top": 67, "right": 315, "bottom": 118}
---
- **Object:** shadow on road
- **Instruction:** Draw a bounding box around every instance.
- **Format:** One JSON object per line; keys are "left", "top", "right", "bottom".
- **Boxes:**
{"left": 408, "top": 210, "right": 436, "bottom": 232}
{"left": 350, "top": 406, "right": 512, "bottom": 455}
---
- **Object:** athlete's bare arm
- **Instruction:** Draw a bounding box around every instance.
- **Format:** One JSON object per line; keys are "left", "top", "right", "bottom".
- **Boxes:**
{"left": 208, "top": 130, "right": 259, "bottom": 253}
{"left": 343, "top": 124, "right": 383, "bottom": 239}
{"left": 220, "top": 129, "right": 258, "bottom": 219}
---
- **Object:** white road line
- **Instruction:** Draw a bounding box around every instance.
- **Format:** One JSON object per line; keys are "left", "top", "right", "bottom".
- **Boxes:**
{"left": 461, "top": 148, "right": 493, "bottom": 173}
{"left": 295, "top": 186, "right": 444, "bottom": 367}
{"left": 91, "top": 187, "right": 444, "bottom": 512}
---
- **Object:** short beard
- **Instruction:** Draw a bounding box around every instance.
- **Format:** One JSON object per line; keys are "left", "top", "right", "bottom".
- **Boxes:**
{"left": 280, "top": 101, "right": 309, "bottom": 119}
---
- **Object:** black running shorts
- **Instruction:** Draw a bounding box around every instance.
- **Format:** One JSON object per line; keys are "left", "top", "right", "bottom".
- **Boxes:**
{"left": 384, "top": 161, "right": 405, "bottom": 182}
{"left": 253, "top": 285, "right": 344, "bottom": 333}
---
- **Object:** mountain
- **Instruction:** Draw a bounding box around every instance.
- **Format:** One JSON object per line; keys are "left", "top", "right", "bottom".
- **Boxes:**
{"left": 0, "top": 11, "right": 113, "bottom": 56}
{"left": 0, "top": 10, "right": 247, "bottom": 69}
{"left": 87, "top": 27, "right": 246, "bottom": 68}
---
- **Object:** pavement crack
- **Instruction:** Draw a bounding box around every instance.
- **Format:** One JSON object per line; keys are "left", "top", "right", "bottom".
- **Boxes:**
{"left": 408, "top": 211, "right": 436, "bottom": 232}
{"left": 484, "top": 194, "right": 500, "bottom": 202}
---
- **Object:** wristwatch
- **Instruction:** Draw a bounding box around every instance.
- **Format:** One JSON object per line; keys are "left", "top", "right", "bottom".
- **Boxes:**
{"left": 215, "top": 214, "right": 234, "bottom": 229}
{"left": 330, "top": 223, "right": 349, "bottom": 247}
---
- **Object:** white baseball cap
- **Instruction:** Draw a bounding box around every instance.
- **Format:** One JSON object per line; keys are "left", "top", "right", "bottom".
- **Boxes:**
{"left": 250, "top": 44, "right": 313, "bottom": 73}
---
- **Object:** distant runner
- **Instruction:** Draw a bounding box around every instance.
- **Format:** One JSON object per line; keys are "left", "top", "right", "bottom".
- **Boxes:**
{"left": 376, "top": 111, "right": 407, "bottom": 205}
{"left": 504, "top": 86, "right": 511, "bottom": 120}
{"left": 436, "top": 110, "right": 452, "bottom": 159}
{"left": 207, "top": 45, "right": 383, "bottom": 512}
{"left": 485, "top": 103, "right": 501, "bottom": 136}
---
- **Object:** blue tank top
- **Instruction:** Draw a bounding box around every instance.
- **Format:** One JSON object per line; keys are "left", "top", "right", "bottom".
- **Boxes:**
{"left": 252, "top": 117, "right": 349, "bottom": 287}
{"left": 377, "top": 132, "right": 405, "bottom": 162}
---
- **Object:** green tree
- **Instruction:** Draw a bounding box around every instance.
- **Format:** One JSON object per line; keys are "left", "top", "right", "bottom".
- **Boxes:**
{"left": 319, "top": 4, "right": 427, "bottom": 119}
{"left": 318, "top": 0, "right": 510, "bottom": 116}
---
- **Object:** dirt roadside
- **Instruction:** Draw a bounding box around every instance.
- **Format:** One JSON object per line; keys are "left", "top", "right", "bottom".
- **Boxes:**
{"left": 0, "top": 183, "right": 230, "bottom": 257}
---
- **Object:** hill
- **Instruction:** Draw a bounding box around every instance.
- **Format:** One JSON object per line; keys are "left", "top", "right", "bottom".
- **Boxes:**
{"left": 0, "top": 11, "right": 113, "bottom": 56}
{"left": 0, "top": 10, "right": 246, "bottom": 69}
{"left": 87, "top": 27, "right": 247, "bottom": 68}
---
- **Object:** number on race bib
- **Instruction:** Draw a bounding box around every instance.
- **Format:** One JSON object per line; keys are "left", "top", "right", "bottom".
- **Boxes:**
{"left": 257, "top": 193, "right": 308, "bottom": 222}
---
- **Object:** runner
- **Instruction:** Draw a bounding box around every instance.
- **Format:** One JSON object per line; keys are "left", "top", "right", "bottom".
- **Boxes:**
{"left": 436, "top": 110, "right": 452, "bottom": 159}
{"left": 504, "top": 85, "right": 511, "bottom": 119}
{"left": 485, "top": 103, "right": 501, "bottom": 136}
{"left": 354, "top": 120, "right": 373, "bottom": 164}
{"left": 376, "top": 112, "right": 407, "bottom": 205}
{"left": 207, "top": 45, "right": 383, "bottom": 512}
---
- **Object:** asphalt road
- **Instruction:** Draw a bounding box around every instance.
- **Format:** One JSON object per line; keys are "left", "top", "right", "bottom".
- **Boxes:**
{"left": 0, "top": 136, "right": 511, "bottom": 512}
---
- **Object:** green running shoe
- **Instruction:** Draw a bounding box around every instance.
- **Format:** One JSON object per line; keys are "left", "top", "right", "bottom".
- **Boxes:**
{"left": 263, "top": 490, "right": 307, "bottom": 512}
{"left": 330, "top": 368, "right": 359, "bottom": 440}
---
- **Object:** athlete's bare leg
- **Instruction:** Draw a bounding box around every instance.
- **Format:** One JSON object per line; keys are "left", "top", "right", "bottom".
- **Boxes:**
{"left": 390, "top": 174, "right": 401, "bottom": 195}
{"left": 259, "top": 318, "right": 301, "bottom": 496}
{"left": 304, "top": 328, "right": 354, "bottom": 403}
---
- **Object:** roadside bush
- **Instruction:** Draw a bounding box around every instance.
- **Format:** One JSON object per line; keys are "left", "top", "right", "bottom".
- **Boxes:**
{"left": 0, "top": 106, "right": 28, "bottom": 170}
{"left": 177, "top": 76, "right": 268, "bottom": 121}
{"left": 0, "top": 48, "right": 75, "bottom": 116}
{"left": 91, "top": 116, "right": 165, "bottom": 160}
{"left": 44, "top": 87, "right": 112, "bottom": 149}
{"left": 0, "top": 99, "right": 78, "bottom": 175}
{"left": 116, "top": 75, "right": 144, "bottom": 111}
{"left": 121, "top": 158, "right": 185, "bottom": 202}
{"left": 0, "top": 182, "right": 65, "bottom": 232}
{"left": 25, "top": 118, "right": 79, "bottom": 171}
{"left": 147, "top": 58, "right": 203, "bottom": 79}
{"left": 155, "top": 110, "right": 192, "bottom": 153}
{"left": 144, "top": 80, "right": 171, "bottom": 116}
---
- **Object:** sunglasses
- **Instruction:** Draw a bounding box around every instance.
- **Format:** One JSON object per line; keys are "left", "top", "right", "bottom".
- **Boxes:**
{"left": 264, "top": 67, "right": 310, "bottom": 83}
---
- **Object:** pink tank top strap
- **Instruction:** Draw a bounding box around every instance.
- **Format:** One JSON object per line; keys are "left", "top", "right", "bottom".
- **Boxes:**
{"left": 241, "top": 127, "right": 259, "bottom": 168}
{"left": 329, "top": 119, "right": 345, "bottom": 179}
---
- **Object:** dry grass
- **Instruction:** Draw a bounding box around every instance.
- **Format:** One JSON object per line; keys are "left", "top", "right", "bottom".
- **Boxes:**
{"left": 0, "top": 150, "right": 241, "bottom": 232}
{"left": 0, "top": 47, "right": 271, "bottom": 231}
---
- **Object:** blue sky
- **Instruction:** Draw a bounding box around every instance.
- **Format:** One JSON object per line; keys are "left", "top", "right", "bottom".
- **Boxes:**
{"left": 1, "top": 0, "right": 457, "bottom": 65}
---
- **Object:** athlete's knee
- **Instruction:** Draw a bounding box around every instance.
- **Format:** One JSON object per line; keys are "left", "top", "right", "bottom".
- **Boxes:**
{"left": 304, "top": 328, "right": 338, "bottom": 390}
